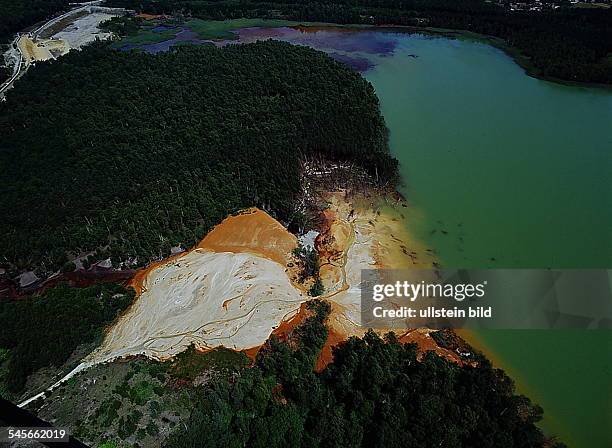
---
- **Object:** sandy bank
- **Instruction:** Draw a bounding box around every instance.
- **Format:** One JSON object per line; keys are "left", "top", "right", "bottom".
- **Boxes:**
{"left": 316, "top": 191, "right": 437, "bottom": 338}
{"left": 19, "top": 197, "right": 465, "bottom": 408}
{"left": 306, "top": 190, "right": 458, "bottom": 370}
{"left": 88, "top": 198, "right": 454, "bottom": 371}
{"left": 84, "top": 208, "right": 304, "bottom": 366}
{"left": 90, "top": 249, "right": 305, "bottom": 364}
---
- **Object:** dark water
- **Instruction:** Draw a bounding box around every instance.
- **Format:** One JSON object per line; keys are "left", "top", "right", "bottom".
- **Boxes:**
{"left": 234, "top": 26, "right": 398, "bottom": 71}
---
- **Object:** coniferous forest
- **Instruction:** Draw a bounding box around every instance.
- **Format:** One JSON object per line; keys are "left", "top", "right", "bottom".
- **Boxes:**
{"left": 164, "top": 300, "right": 564, "bottom": 448}
{"left": 0, "top": 41, "right": 396, "bottom": 275}
{"left": 2, "top": 0, "right": 611, "bottom": 85}
{"left": 0, "top": 0, "right": 70, "bottom": 42}
{"left": 0, "top": 4, "right": 592, "bottom": 446}
{"left": 0, "top": 283, "right": 134, "bottom": 392}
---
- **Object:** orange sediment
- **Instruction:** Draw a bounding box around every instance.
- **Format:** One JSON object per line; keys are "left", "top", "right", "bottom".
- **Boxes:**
{"left": 315, "top": 326, "right": 345, "bottom": 372}
{"left": 242, "top": 346, "right": 261, "bottom": 362}
{"left": 135, "top": 13, "right": 169, "bottom": 20}
{"left": 240, "top": 303, "right": 311, "bottom": 362}
{"left": 129, "top": 207, "right": 297, "bottom": 296}
{"left": 198, "top": 208, "right": 297, "bottom": 266}
{"left": 271, "top": 302, "right": 311, "bottom": 342}
{"left": 398, "top": 329, "right": 465, "bottom": 365}
{"left": 106, "top": 193, "right": 450, "bottom": 375}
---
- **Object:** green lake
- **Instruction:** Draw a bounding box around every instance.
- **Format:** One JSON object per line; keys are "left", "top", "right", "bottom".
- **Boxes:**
{"left": 364, "top": 33, "right": 612, "bottom": 448}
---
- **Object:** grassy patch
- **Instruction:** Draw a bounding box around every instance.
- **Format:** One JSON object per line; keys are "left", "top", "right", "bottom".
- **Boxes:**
{"left": 130, "top": 380, "right": 155, "bottom": 405}
{"left": 115, "top": 26, "right": 178, "bottom": 46}
{"left": 114, "top": 18, "right": 293, "bottom": 47}
{"left": 169, "top": 345, "right": 249, "bottom": 381}
{"left": 98, "top": 442, "right": 117, "bottom": 448}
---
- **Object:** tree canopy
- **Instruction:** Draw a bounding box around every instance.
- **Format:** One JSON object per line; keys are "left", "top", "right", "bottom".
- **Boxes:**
{"left": 0, "top": 0, "right": 70, "bottom": 43}
{"left": 0, "top": 282, "right": 134, "bottom": 392}
{"left": 165, "top": 300, "right": 563, "bottom": 448}
{"left": 0, "top": 41, "right": 396, "bottom": 275}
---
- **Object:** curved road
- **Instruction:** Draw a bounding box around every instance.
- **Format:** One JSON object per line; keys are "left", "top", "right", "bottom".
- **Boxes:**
{"left": 0, "top": 0, "right": 105, "bottom": 99}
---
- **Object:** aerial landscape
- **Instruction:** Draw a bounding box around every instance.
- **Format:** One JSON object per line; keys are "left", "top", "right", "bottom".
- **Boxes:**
{"left": 0, "top": 0, "right": 611, "bottom": 447}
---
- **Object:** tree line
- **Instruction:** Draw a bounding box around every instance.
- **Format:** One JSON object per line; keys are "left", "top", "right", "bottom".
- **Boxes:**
{"left": 0, "top": 283, "right": 134, "bottom": 393}
{"left": 0, "top": 40, "right": 397, "bottom": 276}
{"left": 107, "top": 0, "right": 612, "bottom": 84}
{"left": 165, "top": 299, "right": 565, "bottom": 448}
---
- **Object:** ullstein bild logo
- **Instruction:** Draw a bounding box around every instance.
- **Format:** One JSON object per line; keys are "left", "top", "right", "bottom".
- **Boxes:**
{"left": 360, "top": 269, "right": 612, "bottom": 330}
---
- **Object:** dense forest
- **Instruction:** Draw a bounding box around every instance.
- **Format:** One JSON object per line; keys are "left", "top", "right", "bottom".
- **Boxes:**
{"left": 0, "top": 283, "right": 134, "bottom": 393}
{"left": 165, "top": 300, "right": 564, "bottom": 448}
{"left": 107, "top": 0, "right": 612, "bottom": 84}
{"left": 0, "top": 41, "right": 396, "bottom": 275}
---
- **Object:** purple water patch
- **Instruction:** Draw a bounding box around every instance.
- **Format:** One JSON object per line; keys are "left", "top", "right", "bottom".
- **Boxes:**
{"left": 118, "top": 24, "right": 410, "bottom": 72}
{"left": 236, "top": 27, "right": 398, "bottom": 56}
{"left": 328, "top": 52, "right": 373, "bottom": 72}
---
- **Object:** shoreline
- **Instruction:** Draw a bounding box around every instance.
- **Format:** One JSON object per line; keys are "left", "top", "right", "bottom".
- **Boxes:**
{"left": 117, "top": 16, "right": 612, "bottom": 90}
{"left": 296, "top": 22, "right": 612, "bottom": 90}
{"left": 457, "top": 329, "right": 572, "bottom": 446}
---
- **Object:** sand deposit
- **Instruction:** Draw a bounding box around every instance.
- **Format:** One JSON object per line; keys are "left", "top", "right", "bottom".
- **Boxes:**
{"left": 86, "top": 208, "right": 305, "bottom": 365}
{"left": 316, "top": 191, "right": 437, "bottom": 339}
{"left": 88, "top": 249, "right": 305, "bottom": 364}
{"left": 92, "top": 197, "right": 443, "bottom": 365}
{"left": 51, "top": 12, "right": 120, "bottom": 50}
{"left": 20, "top": 198, "right": 455, "bottom": 407}
{"left": 198, "top": 208, "right": 298, "bottom": 265}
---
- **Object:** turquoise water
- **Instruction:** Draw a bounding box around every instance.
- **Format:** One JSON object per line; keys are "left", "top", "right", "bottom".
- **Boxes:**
{"left": 230, "top": 26, "right": 612, "bottom": 267}
{"left": 364, "top": 33, "right": 611, "bottom": 447}
{"left": 365, "top": 34, "right": 612, "bottom": 270}
{"left": 364, "top": 33, "right": 612, "bottom": 448}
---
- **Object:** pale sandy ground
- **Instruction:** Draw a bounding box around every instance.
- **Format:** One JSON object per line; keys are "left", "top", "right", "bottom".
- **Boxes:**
{"left": 20, "top": 199, "right": 446, "bottom": 407}
{"left": 13, "top": 12, "right": 119, "bottom": 67}
{"left": 51, "top": 12, "right": 119, "bottom": 50}
{"left": 90, "top": 250, "right": 305, "bottom": 363}
{"left": 20, "top": 210, "right": 304, "bottom": 407}
{"left": 87, "top": 209, "right": 306, "bottom": 365}
{"left": 92, "top": 194, "right": 439, "bottom": 364}
{"left": 317, "top": 191, "right": 437, "bottom": 338}
{"left": 17, "top": 36, "right": 61, "bottom": 64}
